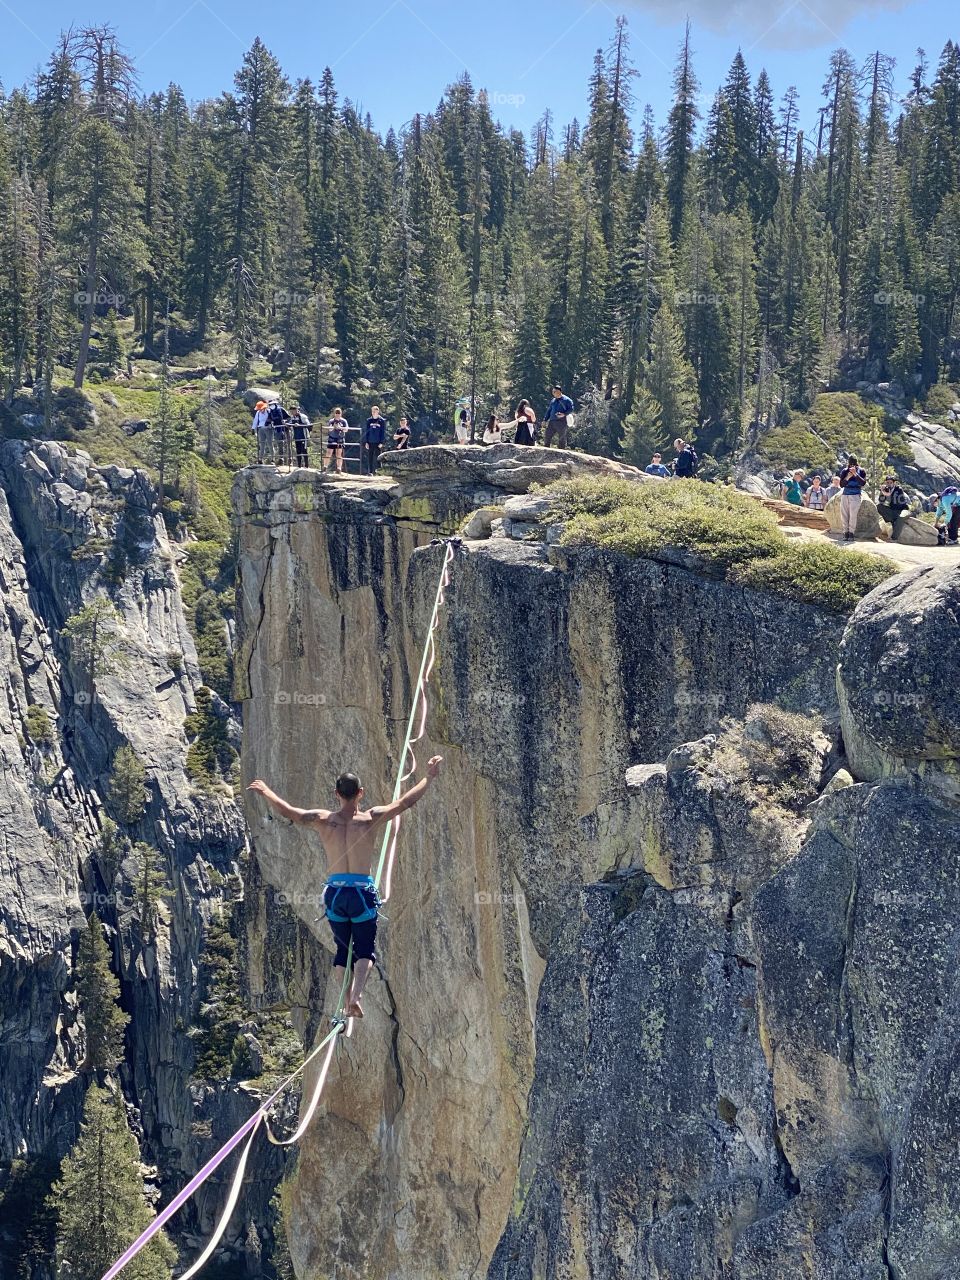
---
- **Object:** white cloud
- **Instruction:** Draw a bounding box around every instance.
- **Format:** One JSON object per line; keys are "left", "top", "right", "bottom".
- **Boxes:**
{"left": 626, "top": 0, "right": 913, "bottom": 50}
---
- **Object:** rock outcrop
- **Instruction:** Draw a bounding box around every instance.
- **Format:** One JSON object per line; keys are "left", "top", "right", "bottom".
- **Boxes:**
{"left": 233, "top": 449, "right": 954, "bottom": 1279}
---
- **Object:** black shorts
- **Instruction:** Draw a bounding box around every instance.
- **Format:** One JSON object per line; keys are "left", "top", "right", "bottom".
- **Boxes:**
{"left": 323, "top": 881, "right": 379, "bottom": 966}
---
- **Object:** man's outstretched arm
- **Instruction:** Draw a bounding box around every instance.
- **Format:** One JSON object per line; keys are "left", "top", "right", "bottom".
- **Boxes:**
{"left": 247, "top": 779, "right": 327, "bottom": 825}
{"left": 369, "top": 756, "right": 442, "bottom": 826}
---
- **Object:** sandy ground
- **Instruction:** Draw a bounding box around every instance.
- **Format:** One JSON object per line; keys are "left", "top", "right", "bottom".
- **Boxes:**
{"left": 781, "top": 524, "right": 957, "bottom": 572}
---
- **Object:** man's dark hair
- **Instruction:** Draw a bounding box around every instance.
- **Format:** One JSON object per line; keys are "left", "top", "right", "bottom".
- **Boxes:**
{"left": 335, "top": 772, "right": 361, "bottom": 799}
{"left": 552, "top": 384, "right": 562, "bottom": 392}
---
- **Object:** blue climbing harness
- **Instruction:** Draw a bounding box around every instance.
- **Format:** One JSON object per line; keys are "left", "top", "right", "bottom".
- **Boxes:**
{"left": 324, "top": 872, "right": 380, "bottom": 923}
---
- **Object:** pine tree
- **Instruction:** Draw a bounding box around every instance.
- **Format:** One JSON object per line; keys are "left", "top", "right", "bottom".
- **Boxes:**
{"left": 76, "top": 913, "right": 128, "bottom": 1071}
{"left": 61, "top": 600, "right": 125, "bottom": 717}
{"left": 643, "top": 302, "right": 698, "bottom": 443}
{"left": 131, "top": 842, "right": 170, "bottom": 940}
{"left": 58, "top": 112, "right": 145, "bottom": 386}
{"left": 664, "top": 22, "right": 699, "bottom": 243}
{"left": 49, "top": 1084, "right": 176, "bottom": 1280}
{"left": 108, "top": 743, "right": 147, "bottom": 826}
{"left": 509, "top": 294, "right": 551, "bottom": 405}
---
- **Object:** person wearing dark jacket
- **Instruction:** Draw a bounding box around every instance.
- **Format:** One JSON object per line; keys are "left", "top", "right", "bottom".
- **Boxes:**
{"left": 289, "top": 404, "right": 311, "bottom": 468}
{"left": 363, "top": 406, "right": 387, "bottom": 475}
{"left": 673, "top": 438, "right": 699, "bottom": 478}
{"left": 838, "top": 455, "right": 867, "bottom": 540}
{"left": 543, "top": 385, "right": 574, "bottom": 448}
{"left": 877, "top": 474, "right": 911, "bottom": 540}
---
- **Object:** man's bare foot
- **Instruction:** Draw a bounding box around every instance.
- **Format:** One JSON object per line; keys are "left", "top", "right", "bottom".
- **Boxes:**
{"left": 346, "top": 999, "right": 364, "bottom": 1018}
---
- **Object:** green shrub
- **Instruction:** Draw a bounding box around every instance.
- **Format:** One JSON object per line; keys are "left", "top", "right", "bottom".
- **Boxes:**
{"left": 24, "top": 704, "right": 55, "bottom": 748}
{"left": 729, "top": 542, "right": 896, "bottom": 612}
{"left": 922, "top": 382, "right": 960, "bottom": 421}
{"left": 185, "top": 685, "right": 237, "bottom": 791}
{"left": 540, "top": 476, "right": 896, "bottom": 613}
{"left": 546, "top": 478, "right": 786, "bottom": 566}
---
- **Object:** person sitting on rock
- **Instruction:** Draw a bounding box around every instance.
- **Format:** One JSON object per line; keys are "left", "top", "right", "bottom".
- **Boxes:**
{"left": 824, "top": 475, "right": 842, "bottom": 503}
{"left": 877, "top": 474, "right": 911, "bottom": 540}
{"left": 935, "top": 486, "right": 960, "bottom": 546}
{"left": 247, "top": 756, "right": 442, "bottom": 1020}
{"left": 482, "top": 415, "right": 502, "bottom": 445}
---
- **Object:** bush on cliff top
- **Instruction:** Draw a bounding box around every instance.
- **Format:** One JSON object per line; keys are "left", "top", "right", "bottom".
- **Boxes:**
{"left": 539, "top": 476, "right": 896, "bottom": 612}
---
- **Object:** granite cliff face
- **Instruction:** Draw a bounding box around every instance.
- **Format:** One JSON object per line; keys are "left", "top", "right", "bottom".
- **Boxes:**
{"left": 0, "top": 439, "right": 284, "bottom": 1274}
{"left": 234, "top": 446, "right": 958, "bottom": 1280}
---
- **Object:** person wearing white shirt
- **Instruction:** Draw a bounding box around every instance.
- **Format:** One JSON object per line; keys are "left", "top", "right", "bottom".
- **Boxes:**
{"left": 481, "top": 415, "right": 502, "bottom": 445}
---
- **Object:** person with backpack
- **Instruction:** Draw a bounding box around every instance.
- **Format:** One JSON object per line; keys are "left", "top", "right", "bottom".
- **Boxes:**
{"left": 673, "top": 438, "right": 699, "bottom": 478}
{"left": 363, "top": 406, "right": 388, "bottom": 475}
{"left": 543, "top": 385, "right": 575, "bottom": 449}
{"left": 935, "top": 486, "right": 960, "bottom": 546}
{"left": 803, "top": 474, "right": 828, "bottom": 512}
{"left": 252, "top": 399, "right": 273, "bottom": 464}
{"left": 267, "top": 400, "right": 292, "bottom": 467}
{"left": 838, "top": 454, "right": 867, "bottom": 540}
{"left": 289, "top": 403, "right": 312, "bottom": 469}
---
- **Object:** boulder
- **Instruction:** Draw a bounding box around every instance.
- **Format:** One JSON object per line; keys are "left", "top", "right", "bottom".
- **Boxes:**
{"left": 121, "top": 418, "right": 150, "bottom": 436}
{"left": 824, "top": 493, "right": 882, "bottom": 539}
{"left": 241, "top": 386, "right": 277, "bottom": 408}
{"left": 895, "top": 515, "right": 939, "bottom": 546}
{"left": 838, "top": 564, "right": 960, "bottom": 796}
{"left": 758, "top": 496, "right": 829, "bottom": 530}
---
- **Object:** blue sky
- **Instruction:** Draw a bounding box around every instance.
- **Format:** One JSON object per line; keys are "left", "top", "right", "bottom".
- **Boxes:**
{"left": 1, "top": 0, "right": 955, "bottom": 146}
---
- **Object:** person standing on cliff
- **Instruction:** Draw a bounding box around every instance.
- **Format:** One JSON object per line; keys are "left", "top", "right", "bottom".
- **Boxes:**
{"left": 247, "top": 756, "right": 443, "bottom": 1020}
{"left": 838, "top": 454, "right": 867, "bottom": 540}
{"left": 363, "top": 407, "right": 388, "bottom": 475}
{"left": 542, "top": 385, "right": 575, "bottom": 448}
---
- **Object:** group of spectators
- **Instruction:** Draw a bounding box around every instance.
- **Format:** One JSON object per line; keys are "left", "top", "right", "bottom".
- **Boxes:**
{"left": 251, "top": 399, "right": 410, "bottom": 475}
{"left": 643, "top": 438, "right": 701, "bottom": 479}
{"left": 774, "top": 455, "right": 960, "bottom": 545}
{"left": 249, "top": 394, "right": 960, "bottom": 547}
{"left": 454, "top": 385, "right": 576, "bottom": 448}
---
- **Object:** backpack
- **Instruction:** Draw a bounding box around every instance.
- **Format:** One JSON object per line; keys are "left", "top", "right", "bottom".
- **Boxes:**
{"left": 677, "top": 446, "right": 698, "bottom": 477}
{"left": 267, "top": 404, "right": 285, "bottom": 426}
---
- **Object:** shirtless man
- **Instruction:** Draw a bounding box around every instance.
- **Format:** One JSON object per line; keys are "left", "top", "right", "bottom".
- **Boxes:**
{"left": 247, "top": 756, "right": 442, "bottom": 1018}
